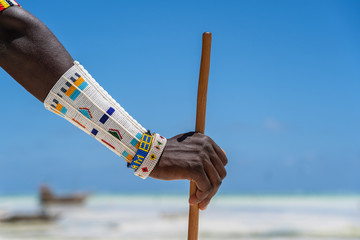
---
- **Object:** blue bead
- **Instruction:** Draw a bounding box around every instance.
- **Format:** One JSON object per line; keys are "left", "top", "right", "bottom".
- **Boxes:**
{"left": 91, "top": 128, "right": 98, "bottom": 136}
{"left": 107, "top": 107, "right": 115, "bottom": 115}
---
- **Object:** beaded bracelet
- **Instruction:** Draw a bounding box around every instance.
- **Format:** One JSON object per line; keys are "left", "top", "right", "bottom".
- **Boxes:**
{"left": 0, "top": 0, "right": 20, "bottom": 11}
{"left": 134, "top": 133, "right": 167, "bottom": 179}
{"left": 128, "top": 132, "right": 153, "bottom": 170}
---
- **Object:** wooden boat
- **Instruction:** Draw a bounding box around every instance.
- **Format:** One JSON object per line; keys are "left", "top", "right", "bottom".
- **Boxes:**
{"left": 0, "top": 210, "right": 58, "bottom": 223}
{"left": 39, "top": 185, "right": 88, "bottom": 205}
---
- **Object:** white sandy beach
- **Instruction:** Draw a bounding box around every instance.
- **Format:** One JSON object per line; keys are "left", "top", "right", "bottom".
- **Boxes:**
{"left": 0, "top": 195, "right": 359, "bottom": 240}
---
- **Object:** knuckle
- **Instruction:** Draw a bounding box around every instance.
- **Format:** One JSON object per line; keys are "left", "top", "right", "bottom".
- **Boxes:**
{"left": 198, "top": 152, "right": 208, "bottom": 163}
{"left": 192, "top": 162, "right": 204, "bottom": 174}
{"left": 204, "top": 134, "right": 213, "bottom": 142}
{"left": 202, "top": 143, "right": 212, "bottom": 153}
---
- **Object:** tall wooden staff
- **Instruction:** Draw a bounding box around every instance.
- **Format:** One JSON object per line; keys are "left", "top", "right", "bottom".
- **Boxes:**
{"left": 188, "top": 32, "right": 212, "bottom": 240}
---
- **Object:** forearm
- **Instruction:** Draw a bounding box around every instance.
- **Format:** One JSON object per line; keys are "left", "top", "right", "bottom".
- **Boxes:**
{"left": 0, "top": 4, "right": 227, "bottom": 209}
{"left": 0, "top": 6, "right": 73, "bottom": 102}
{"left": 0, "top": 5, "right": 165, "bottom": 176}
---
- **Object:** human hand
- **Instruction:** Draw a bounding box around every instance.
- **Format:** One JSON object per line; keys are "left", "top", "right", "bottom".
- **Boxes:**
{"left": 150, "top": 132, "right": 228, "bottom": 210}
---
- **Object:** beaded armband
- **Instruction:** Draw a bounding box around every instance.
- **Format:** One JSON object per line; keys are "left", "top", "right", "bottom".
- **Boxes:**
{"left": 44, "top": 61, "right": 146, "bottom": 164}
{"left": 44, "top": 61, "right": 167, "bottom": 178}
{"left": 0, "top": 0, "right": 20, "bottom": 11}
{"left": 134, "top": 133, "right": 167, "bottom": 179}
{"left": 128, "top": 132, "right": 153, "bottom": 170}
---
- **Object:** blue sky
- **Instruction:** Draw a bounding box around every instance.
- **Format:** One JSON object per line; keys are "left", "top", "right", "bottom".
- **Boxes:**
{"left": 0, "top": 0, "right": 359, "bottom": 195}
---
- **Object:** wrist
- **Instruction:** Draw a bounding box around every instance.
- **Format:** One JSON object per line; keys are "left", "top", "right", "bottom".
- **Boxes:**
{"left": 133, "top": 133, "right": 167, "bottom": 179}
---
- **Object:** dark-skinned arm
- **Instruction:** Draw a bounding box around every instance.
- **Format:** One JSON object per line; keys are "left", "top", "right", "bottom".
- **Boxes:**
{"left": 0, "top": 6, "right": 227, "bottom": 210}
{"left": 0, "top": 7, "right": 72, "bottom": 101}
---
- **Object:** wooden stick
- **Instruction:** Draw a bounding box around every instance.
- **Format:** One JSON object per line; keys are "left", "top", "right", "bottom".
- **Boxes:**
{"left": 188, "top": 32, "right": 212, "bottom": 240}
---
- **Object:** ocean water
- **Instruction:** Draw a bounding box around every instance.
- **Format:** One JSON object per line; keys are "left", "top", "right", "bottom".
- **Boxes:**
{"left": 0, "top": 195, "right": 359, "bottom": 240}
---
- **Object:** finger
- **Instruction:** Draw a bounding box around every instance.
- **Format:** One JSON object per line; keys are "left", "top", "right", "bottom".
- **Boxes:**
{"left": 209, "top": 145, "right": 227, "bottom": 179}
{"left": 199, "top": 198, "right": 211, "bottom": 210}
{"left": 212, "top": 141, "right": 228, "bottom": 166}
{"left": 198, "top": 161, "right": 222, "bottom": 210}
{"left": 189, "top": 164, "right": 212, "bottom": 205}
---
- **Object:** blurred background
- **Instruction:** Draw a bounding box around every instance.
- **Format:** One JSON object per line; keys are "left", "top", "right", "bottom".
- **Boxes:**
{"left": 0, "top": 0, "right": 359, "bottom": 239}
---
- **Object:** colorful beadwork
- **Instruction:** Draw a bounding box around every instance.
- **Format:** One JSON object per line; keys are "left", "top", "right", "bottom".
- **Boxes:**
{"left": 63, "top": 76, "right": 88, "bottom": 101}
{"left": 122, "top": 150, "right": 133, "bottom": 163}
{"left": 50, "top": 99, "right": 68, "bottom": 116}
{"left": 72, "top": 118, "right": 86, "bottom": 129}
{"left": 134, "top": 133, "right": 167, "bottom": 179}
{"left": 0, "top": 0, "right": 20, "bottom": 11}
{"left": 100, "top": 107, "right": 115, "bottom": 124}
{"left": 91, "top": 128, "right": 98, "bottom": 136}
{"left": 44, "top": 61, "right": 147, "bottom": 165}
{"left": 109, "top": 129, "right": 122, "bottom": 140}
{"left": 102, "top": 139, "right": 115, "bottom": 149}
{"left": 130, "top": 138, "right": 139, "bottom": 147}
{"left": 128, "top": 132, "right": 153, "bottom": 170}
{"left": 79, "top": 107, "right": 93, "bottom": 119}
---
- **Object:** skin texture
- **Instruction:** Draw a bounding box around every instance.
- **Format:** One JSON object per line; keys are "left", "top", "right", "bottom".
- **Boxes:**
{"left": 0, "top": 7, "right": 73, "bottom": 101}
{"left": 150, "top": 132, "right": 227, "bottom": 210}
{"left": 0, "top": 7, "right": 227, "bottom": 210}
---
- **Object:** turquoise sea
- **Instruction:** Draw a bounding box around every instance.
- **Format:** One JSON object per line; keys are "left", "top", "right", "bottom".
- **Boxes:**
{"left": 0, "top": 195, "right": 359, "bottom": 240}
